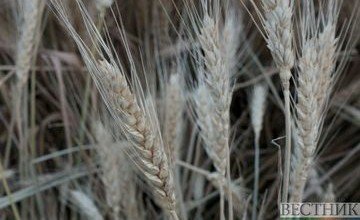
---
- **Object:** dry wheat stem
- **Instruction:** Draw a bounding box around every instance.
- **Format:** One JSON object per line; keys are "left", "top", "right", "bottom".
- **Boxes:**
{"left": 223, "top": 10, "right": 242, "bottom": 219}
{"left": 290, "top": 16, "right": 337, "bottom": 202}
{"left": 51, "top": 2, "right": 178, "bottom": 217}
{"left": 193, "top": 83, "right": 227, "bottom": 219}
{"left": 207, "top": 172, "right": 246, "bottom": 216}
{"left": 195, "top": 7, "right": 242, "bottom": 218}
{"left": 15, "top": 0, "right": 44, "bottom": 151}
{"left": 282, "top": 84, "right": 291, "bottom": 202}
{"left": 98, "top": 60, "right": 178, "bottom": 219}
{"left": 177, "top": 160, "right": 245, "bottom": 215}
{"left": 196, "top": 13, "right": 229, "bottom": 220}
{"left": 14, "top": 1, "right": 44, "bottom": 213}
{"left": 198, "top": 14, "right": 230, "bottom": 177}
{"left": 256, "top": 0, "right": 295, "bottom": 202}
{"left": 250, "top": 83, "right": 267, "bottom": 220}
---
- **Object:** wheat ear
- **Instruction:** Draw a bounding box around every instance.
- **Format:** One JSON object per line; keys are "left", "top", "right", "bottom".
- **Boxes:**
{"left": 98, "top": 61, "right": 178, "bottom": 219}
{"left": 15, "top": 0, "right": 44, "bottom": 153}
{"left": 164, "top": 73, "right": 185, "bottom": 164}
{"left": 15, "top": 1, "right": 44, "bottom": 213}
{"left": 16, "top": 0, "right": 44, "bottom": 85}
{"left": 193, "top": 80, "right": 227, "bottom": 220}
{"left": 95, "top": 122, "right": 141, "bottom": 219}
{"left": 163, "top": 71, "right": 187, "bottom": 219}
{"left": 249, "top": 83, "right": 268, "bottom": 220}
{"left": 197, "top": 12, "right": 230, "bottom": 177}
{"left": 94, "top": 122, "right": 121, "bottom": 220}
{"left": 290, "top": 1, "right": 338, "bottom": 202}
{"left": 195, "top": 7, "right": 241, "bottom": 218}
{"left": 196, "top": 12, "right": 229, "bottom": 219}
{"left": 254, "top": 0, "right": 295, "bottom": 202}
{"left": 51, "top": 1, "right": 178, "bottom": 218}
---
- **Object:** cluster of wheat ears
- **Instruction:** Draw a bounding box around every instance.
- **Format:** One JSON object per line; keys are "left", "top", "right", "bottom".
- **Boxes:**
{"left": 0, "top": 0, "right": 359, "bottom": 219}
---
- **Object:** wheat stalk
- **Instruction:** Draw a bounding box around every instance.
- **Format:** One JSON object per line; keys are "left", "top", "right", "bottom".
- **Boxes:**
{"left": 260, "top": 0, "right": 295, "bottom": 79}
{"left": 51, "top": 2, "right": 178, "bottom": 217}
{"left": 194, "top": 6, "right": 241, "bottom": 218}
{"left": 98, "top": 61, "right": 178, "bottom": 219}
{"left": 194, "top": 12, "right": 231, "bottom": 219}
{"left": 195, "top": 3, "right": 241, "bottom": 183}
{"left": 14, "top": 1, "right": 44, "bottom": 217}
{"left": 195, "top": 12, "right": 229, "bottom": 219}
{"left": 207, "top": 172, "right": 246, "bottom": 216}
{"left": 249, "top": 83, "right": 268, "bottom": 220}
{"left": 15, "top": 0, "right": 44, "bottom": 169}
{"left": 248, "top": 0, "right": 295, "bottom": 202}
{"left": 290, "top": 1, "right": 339, "bottom": 202}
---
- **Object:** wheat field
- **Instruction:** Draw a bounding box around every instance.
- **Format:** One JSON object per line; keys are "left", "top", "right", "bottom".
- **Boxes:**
{"left": 0, "top": 0, "right": 359, "bottom": 219}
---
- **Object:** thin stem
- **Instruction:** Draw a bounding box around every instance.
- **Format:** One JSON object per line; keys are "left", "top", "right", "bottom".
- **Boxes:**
{"left": 227, "top": 147, "right": 233, "bottom": 220}
{"left": 220, "top": 186, "right": 225, "bottom": 220}
{"left": 176, "top": 160, "right": 211, "bottom": 177}
{"left": 175, "top": 167, "right": 188, "bottom": 220}
{"left": 252, "top": 134, "right": 260, "bottom": 220}
{"left": 282, "top": 81, "right": 291, "bottom": 203}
